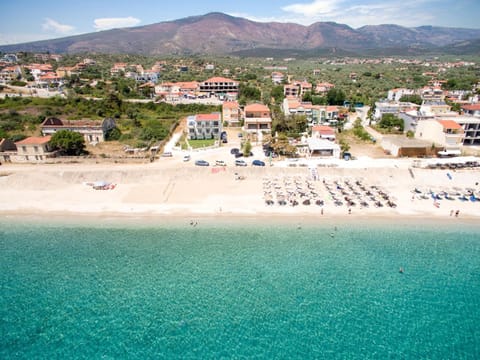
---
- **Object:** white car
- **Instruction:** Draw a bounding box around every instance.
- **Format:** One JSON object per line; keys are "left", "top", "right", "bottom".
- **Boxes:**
{"left": 183, "top": 154, "right": 191, "bottom": 162}
{"left": 215, "top": 160, "right": 226, "bottom": 166}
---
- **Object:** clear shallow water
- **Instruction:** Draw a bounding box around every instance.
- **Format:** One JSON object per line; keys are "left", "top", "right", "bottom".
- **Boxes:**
{"left": 1, "top": 219, "right": 480, "bottom": 359}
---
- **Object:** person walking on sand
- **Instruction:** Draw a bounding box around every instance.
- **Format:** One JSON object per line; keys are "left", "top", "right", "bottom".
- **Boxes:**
{"left": 455, "top": 210, "right": 459, "bottom": 217}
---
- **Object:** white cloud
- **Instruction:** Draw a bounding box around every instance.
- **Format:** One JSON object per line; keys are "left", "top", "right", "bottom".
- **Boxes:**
{"left": 42, "top": 18, "right": 75, "bottom": 34}
{"left": 282, "top": 0, "right": 343, "bottom": 16}
{"left": 277, "top": 0, "right": 438, "bottom": 28}
{"left": 93, "top": 16, "right": 141, "bottom": 31}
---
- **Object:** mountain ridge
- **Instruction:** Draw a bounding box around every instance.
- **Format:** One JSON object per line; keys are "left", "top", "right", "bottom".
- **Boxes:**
{"left": 1, "top": 12, "right": 479, "bottom": 56}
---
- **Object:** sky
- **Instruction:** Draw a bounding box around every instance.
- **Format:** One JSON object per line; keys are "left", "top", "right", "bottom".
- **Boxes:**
{"left": 0, "top": 0, "right": 479, "bottom": 45}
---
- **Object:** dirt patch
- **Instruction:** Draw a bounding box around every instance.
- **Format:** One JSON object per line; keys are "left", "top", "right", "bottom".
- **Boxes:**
{"left": 339, "top": 132, "right": 387, "bottom": 159}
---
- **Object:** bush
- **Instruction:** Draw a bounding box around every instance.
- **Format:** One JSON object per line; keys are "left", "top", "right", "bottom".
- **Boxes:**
{"left": 49, "top": 130, "right": 86, "bottom": 156}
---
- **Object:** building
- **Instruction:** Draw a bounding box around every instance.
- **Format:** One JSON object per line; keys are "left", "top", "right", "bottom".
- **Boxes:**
{"left": 0, "top": 65, "right": 22, "bottom": 84}
{"left": 41, "top": 117, "right": 115, "bottom": 143}
{"left": 462, "top": 104, "right": 480, "bottom": 117}
{"left": 187, "top": 113, "right": 222, "bottom": 140}
{"left": 14, "top": 136, "right": 55, "bottom": 163}
{"left": 306, "top": 138, "right": 340, "bottom": 158}
{"left": 222, "top": 101, "right": 241, "bottom": 127}
{"left": 374, "top": 101, "right": 420, "bottom": 120}
{"left": 387, "top": 88, "right": 416, "bottom": 102}
{"left": 421, "top": 86, "right": 445, "bottom": 101}
{"left": 437, "top": 115, "right": 480, "bottom": 146}
{"left": 283, "top": 80, "right": 313, "bottom": 98}
{"left": 243, "top": 103, "right": 272, "bottom": 133}
{"left": 0, "top": 138, "right": 17, "bottom": 163}
{"left": 399, "top": 109, "right": 435, "bottom": 132}
{"left": 271, "top": 72, "right": 285, "bottom": 84}
{"left": 312, "top": 125, "right": 336, "bottom": 141}
{"left": 415, "top": 119, "right": 464, "bottom": 155}
{"left": 315, "top": 82, "right": 335, "bottom": 95}
{"left": 199, "top": 77, "right": 239, "bottom": 96}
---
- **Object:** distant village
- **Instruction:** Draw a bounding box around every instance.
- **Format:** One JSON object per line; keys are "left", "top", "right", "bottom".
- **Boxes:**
{"left": 0, "top": 52, "right": 479, "bottom": 164}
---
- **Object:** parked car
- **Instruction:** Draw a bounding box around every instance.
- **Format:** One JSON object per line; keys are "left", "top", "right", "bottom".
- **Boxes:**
{"left": 195, "top": 160, "right": 209, "bottom": 166}
{"left": 252, "top": 160, "right": 266, "bottom": 167}
{"left": 234, "top": 152, "right": 243, "bottom": 158}
{"left": 161, "top": 151, "right": 173, "bottom": 157}
{"left": 183, "top": 154, "right": 191, "bottom": 162}
{"left": 235, "top": 159, "right": 247, "bottom": 166}
{"left": 230, "top": 148, "right": 239, "bottom": 155}
{"left": 215, "top": 160, "right": 226, "bottom": 166}
{"left": 237, "top": 133, "right": 243, "bottom": 138}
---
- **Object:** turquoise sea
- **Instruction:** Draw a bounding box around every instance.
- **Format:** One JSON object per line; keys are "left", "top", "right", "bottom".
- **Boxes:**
{"left": 1, "top": 218, "right": 480, "bottom": 359}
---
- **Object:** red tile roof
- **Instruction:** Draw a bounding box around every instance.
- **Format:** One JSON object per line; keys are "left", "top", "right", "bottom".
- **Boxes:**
{"left": 437, "top": 120, "right": 462, "bottom": 130}
{"left": 222, "top": 101, "right": 239, "bottom": 109}
{"left": 462, "top": 104, "right": 480, "bottom": 111}
{"left": 196, "top": 113, "right": 220, "bottom": 121}
{"left": 312, "top": 125, "right": 335, "bottom": 134}
{"left": 204, "top": 77, "right": 236, "bottom": 83}
{"left": 245, "top": 103, "right": 270, "bottom": 112}
{"left": 15, "top": 136, "right": 51, "bottom": 145}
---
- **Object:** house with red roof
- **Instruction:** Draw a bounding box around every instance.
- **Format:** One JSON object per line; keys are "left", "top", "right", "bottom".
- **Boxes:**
{"left": 13, "top": 136, "right": 56, "bottom": 163}
{"left": 186, "top": 113, "right": 222, "bottom": 140}
{"left": 243, "top": 103, "right": 272, "bottom": 133}
{"left": 415, "top": 119, "right": 464, "bottom": 155}
{"left": 312, "top": 125, "right": 336, "bottom": 141}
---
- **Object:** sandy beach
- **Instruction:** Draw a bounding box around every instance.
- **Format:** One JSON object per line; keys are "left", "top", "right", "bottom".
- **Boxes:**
{"left": 1, "top": 156, "right": 479, "bottom": 222}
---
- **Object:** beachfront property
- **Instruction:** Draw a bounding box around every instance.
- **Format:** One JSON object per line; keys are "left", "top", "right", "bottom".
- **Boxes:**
{"left": 282, "top": 98, "right": 340, "bottom": 126}
{"left": 13, "top": 136, "right": 56, "bottom": 163}
{"left": 41, "top": 117, "right": 116, "bottom": 144}
{"left": 243, "top": 103, "right": 272, "bottom": 134}
{"left": 436, "top": 115, "right": 480, "bottom": 146}
{"left": 415, "top": 119, "right": 464, "bottom": 156}
{"left": 305, "top": 137, "right": 341, "bottom": 158}
{"left": 0, "top": 138, "right": 17, "bottom": 163}
{"left": 187, "top": 113, "right": 222, "bottom": 140}
{"left": 222, "top": 101, "right": 241, "bottom": 127}
{"left": 311, "top": 125, "right": 336, "bottom": 141}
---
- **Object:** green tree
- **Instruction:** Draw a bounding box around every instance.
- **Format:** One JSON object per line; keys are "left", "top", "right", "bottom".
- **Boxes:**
{"left": 399, "top": 94, "right": 422, "bottom": 105}
{"left": 243, "top": 140, "right": 252, "bottom": 156}
{"left": 326, "top": 88, "right": 346, "bottom": 105}
{"left": 271, "top": 85, "right": 284, "bottom": 104}
{"left": 49, "top": 130, "right": 86, "bottom": 155}
{"left": 378, "top": 113, "right": 404, "bottom": 132}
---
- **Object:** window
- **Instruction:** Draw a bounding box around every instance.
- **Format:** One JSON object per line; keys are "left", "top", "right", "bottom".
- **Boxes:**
{"left": 34, "top": 146, "right": 39, "bottom": 152}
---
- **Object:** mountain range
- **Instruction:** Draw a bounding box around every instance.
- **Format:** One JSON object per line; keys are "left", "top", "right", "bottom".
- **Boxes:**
{"left": 1, "top": 12, "right": 480, "bottom": 57}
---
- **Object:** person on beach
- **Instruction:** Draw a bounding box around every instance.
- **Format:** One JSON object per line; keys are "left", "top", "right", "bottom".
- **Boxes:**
{"left": 455, "top": 210, "right": 459, "bottom": 217}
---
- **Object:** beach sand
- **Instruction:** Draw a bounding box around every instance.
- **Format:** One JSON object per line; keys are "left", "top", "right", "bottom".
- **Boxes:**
{"left": 1, "top": 159, "right": 479, "bottom": 221}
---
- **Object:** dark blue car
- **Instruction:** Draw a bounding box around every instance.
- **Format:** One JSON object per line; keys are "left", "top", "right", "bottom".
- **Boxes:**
{"left": 252, "top": 160, "right": 265, "bottom": 167}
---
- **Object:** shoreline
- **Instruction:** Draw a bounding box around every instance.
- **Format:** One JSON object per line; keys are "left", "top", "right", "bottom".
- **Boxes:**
{"left": 1, "top": 160, "right": 479, "bottom": 224}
